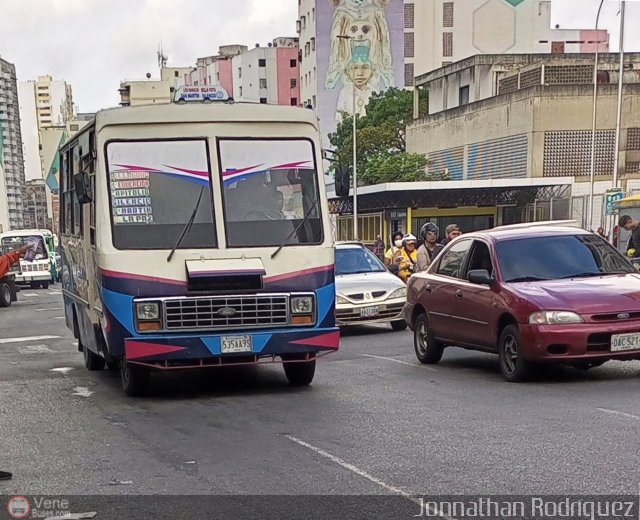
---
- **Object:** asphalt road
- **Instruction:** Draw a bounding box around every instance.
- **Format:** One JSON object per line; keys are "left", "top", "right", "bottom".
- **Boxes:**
{"left": 1, "top": 287, "right": 640, "bottom": 517}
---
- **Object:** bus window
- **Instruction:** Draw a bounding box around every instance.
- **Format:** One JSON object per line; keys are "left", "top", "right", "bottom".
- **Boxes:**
{"left": 105, "top": 139, "right": 216, "bottom": 250}
{"left": 219, "top": 139, "right": 322, "bottom": 248}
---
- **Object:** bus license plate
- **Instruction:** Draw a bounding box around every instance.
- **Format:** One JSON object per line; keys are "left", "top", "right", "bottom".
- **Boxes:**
{"left": 221, "top": 335, "right": 253, "bottom": 353}
{"left": 611, "top": 332, "right": 640, "bottom": 352}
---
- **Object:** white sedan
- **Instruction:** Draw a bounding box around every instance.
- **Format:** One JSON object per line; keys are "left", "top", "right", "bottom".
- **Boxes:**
{"left": 335, "top": 242, "right": 407, "bottom": 330}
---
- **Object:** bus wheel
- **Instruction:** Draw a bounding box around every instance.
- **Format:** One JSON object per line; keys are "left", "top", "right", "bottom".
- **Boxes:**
{"left": 82, "top": 340, "right": 105, "bottom": 371}
{"left": 121, "top": 361, "right": 149, "bottom": 397}
{"left": 0, "top": 283, "right": 12, "bottom": 308}
{"left": 283, "top": 356, "right": 316, "bottom": 386}
{"left": 41, "top": 281, "right": 50, "bottom": 289}
{"left": 106, "top": 360, "right": 120, "bottom": 371}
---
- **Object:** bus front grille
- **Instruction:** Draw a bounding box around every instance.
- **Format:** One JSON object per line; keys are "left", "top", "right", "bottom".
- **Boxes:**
{"left": 163, "top": 295, "right": 290, "bottom": 331}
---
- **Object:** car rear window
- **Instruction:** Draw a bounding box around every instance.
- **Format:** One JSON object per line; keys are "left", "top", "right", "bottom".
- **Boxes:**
{"left": 496, "top": 234, "right": 634, "bottom": 283}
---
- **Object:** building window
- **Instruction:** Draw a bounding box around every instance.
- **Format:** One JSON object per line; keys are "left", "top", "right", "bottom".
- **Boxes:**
{"left": 174, "top": 70, "right": 179, "bottom": 77}
{"left": 404, "top": 3, "right": 415, "bottom": 29}
{"left": 312, "top": 94, "right": 316, "bottom": 107}
{"left": 290, "top": 78, "right": 297, "bottom": 88}
{"left": 443, "top": 2, "right": 454, "bottom": 28}
{"left": 404, "top": 32, "right": 415, "bottom": 58}
{"left": 239, "top": 86, "right": 243, "bottom": 97}
{"left": 311, "top": 37, "right": 316, "bottom": 51}
{"left": 443, "top": 32, "right": 453, "bottom": 57}
{"left": 238, "top": 67, "right": 242, "bottom": 78}
{"left": 216, "top": 72, "right": 220, "bottom": 81}
{"left": 260, "top": 98, "right": 267, "bottom": 104}
{"left": 259, "top": 78, "right": 267, "bottom": 89}
{"left": 290, "top": 59, "right": 297, "bottom": 68}
{"left": 405, "top": 63, "right": 415, "bottom": 86}
{"left": 302, "top": 16, "right": 306, "bottom": 29}
{"left": 258, "top": 58, "right": 266, "bottom": 67}
{"left": 459, "top": 85, "right": 470, "bottom": 106}
{"left": 291, "top": 98, "right": 298, "bottom": 106}
{"left": 312, "top": 7, "right": 315, "bottom": 21}
{"left": 313, "top": 66, "right": 316, "bottom": 79}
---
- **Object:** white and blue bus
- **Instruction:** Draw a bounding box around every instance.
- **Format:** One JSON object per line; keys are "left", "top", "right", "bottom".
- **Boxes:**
{"left": 59, "top": 101, "right": 339, "bottom": 395}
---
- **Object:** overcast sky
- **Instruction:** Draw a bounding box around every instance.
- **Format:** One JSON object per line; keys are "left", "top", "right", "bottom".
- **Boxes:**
{"left": 0, "top": 0, "right": 639, "bottom": 113}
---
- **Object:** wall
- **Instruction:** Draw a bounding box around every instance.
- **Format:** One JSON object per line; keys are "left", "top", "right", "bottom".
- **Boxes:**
{"left": 18, "top": 81, "right": 41, "bottom": 181}
{"left": 277, "top": 47, "right": 300, "bottom": 106}
{"left": 299, "top": 0, "right": 317, "bottom": 109}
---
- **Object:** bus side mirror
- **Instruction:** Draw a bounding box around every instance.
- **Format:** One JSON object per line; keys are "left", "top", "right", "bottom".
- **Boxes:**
{"left": 334, "top": 164, "right": 351, "bottom": 197}
{"left": 73, "top": 172, "right": 92, "bottom": 204}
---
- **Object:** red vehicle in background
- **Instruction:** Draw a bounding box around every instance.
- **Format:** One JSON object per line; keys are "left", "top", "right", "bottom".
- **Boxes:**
{"left": 404, "top": 223, "right": 640, "bottom": 381}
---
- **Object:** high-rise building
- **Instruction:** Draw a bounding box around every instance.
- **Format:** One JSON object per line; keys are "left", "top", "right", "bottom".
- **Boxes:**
{"left": 0, "top": 56, "right": 26, "bottom": 230}
{"left": 22, "top": 179, "right": 48, "bottom": 229}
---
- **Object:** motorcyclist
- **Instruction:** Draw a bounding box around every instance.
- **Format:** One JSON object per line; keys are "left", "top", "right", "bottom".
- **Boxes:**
{"left": 417, "top": 222, "right": 445, "bottom": 272}
{"left": 398, "top": 234, "right": 418, "bottom": 282}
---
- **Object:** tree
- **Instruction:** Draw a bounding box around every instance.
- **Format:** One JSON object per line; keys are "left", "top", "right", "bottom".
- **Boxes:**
{"left": 327, "top": 88, "right": 438, "bottom": 186}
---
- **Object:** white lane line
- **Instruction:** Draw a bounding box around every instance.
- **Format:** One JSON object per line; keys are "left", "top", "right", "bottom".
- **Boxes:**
{"left": 20, "top": 293, "right": 39, "bottom": 297}
{"left": 54, "top": 317, "right": 66, "bottom": 320}
{"left": 597, "top": 408, "right": 640, "bottom": 421}
{"left": 0, "top": 335, "right": 61, "bottom": 344}
{"left": 36, "top": 307, "right": 64, "bottom": 311}
{"left": 18, "top": 344, "right": 54, "bottom": 354}
{"left": 362, "top": 354, "right": 437, "bottom": 371}
{"left": 283, "top": 434, "right": 453, "bottom": 519}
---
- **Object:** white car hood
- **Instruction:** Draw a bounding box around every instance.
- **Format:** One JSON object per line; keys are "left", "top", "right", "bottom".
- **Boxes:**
{"left": 336, "top": 271, "right": 405, "bottom": 296}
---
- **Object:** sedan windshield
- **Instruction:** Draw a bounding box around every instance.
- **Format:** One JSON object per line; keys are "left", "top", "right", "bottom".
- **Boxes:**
{"left": 497, "top": 234, "right": 634, "bottom": 283}
{"left": 336, "top": 247, "right": 387, "bottom": 276}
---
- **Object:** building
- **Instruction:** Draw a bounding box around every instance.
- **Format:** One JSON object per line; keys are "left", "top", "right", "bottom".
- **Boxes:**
{"left": 231, "top": 38, "right": 300, "bottom": 105}
{"left": 406, "top": 53, "right": 640, "bottom": 231}
{"left": 0, "top": 56, "right": 26, "bottom": 230}
{"left": 22, "top": 179, "right": 48, "bottom": 229}
{"left": 118, "top": 79, "right": 173, "bottom": 107}
{"left": 410, "top": 0, "right": 608, "bottom": 79}
{"left": 183, "top": 45, "right": 247, "bottom": 94}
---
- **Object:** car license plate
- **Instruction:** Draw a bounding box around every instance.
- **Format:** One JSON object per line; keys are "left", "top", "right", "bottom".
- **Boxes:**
{"left": 611, "top": 332, "right": 640, "bottom": 352}
{"left": 221, "top": 335, "right": 253, "bottom": 353}
{"left": 360, "top": 306, "right": 379, "bottom": 318}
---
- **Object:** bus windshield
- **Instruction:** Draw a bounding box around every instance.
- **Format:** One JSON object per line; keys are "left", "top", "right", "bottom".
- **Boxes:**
{"left": 219, "top": 139, "right": 323, "bottom": 248}
{"left": 106, "top": 139, "right": 217, "bottom": 250}
{"left": 1, "top": 235, "right": 49, "bottom": 259}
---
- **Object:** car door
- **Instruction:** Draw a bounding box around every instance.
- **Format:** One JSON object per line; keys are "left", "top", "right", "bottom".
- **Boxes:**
{"left": 454, "top": 240, "right": 499, "bottom": 348}
{"left": 426, "top": 238, "right": 473, "bottom": 342}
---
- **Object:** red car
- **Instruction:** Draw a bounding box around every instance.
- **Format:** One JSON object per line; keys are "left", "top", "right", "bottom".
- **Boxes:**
{"left": 404, "top": 224, "right": 640, "bottom": 381}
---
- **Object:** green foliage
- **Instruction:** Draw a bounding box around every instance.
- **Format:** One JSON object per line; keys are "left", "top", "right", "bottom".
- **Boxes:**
{"left": 328, "top": 88, "right": 435, "bottom": 186}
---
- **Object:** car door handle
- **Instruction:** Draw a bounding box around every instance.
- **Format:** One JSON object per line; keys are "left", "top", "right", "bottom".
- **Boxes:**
{"left": 455, "top": 290, "right": 463, "bottom": 299}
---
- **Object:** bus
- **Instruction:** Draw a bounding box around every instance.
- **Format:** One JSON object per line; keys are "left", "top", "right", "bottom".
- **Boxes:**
{"left": 0, "top": 229, "right": 54, "bottom": 289}
{"left": 59, "top": 101, "right": 339, "bottom": 396}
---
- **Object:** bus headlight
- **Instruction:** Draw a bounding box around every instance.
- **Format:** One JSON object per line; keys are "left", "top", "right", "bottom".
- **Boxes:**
{"left": 136, "top": 302, "right": 160, "bottom": 321}
{"left": 291, "top": 296, "right": 314, "bottom": 314}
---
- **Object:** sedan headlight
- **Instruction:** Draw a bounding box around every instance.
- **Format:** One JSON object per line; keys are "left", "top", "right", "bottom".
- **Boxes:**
{"left": 387, "top": 287, "right": 407, "bottom": 300}
{"left": 529, "top": 311, "right": 584, "bottom": 325}
{"left": 291, "top": 296, "right": 314, "bottom": 314}
{"left": 336, "top": 295, "right": 349, "bottom": 305}
{"left": 136, "top": 302, "right": 160, "bottom": 321}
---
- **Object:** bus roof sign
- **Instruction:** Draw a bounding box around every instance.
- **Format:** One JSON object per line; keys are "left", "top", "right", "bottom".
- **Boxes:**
{"left": 174, "top": 85, "right": 231, "bottom": 103}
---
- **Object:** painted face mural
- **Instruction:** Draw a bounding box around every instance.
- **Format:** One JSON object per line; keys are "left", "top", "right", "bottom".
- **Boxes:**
{"left": 326, "top": 0, "right": 396, "bottom": 122}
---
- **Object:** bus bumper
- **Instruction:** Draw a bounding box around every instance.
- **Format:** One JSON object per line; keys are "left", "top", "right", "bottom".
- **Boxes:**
{"left": 121, "top": 328, "right": 340, "bottom": 369}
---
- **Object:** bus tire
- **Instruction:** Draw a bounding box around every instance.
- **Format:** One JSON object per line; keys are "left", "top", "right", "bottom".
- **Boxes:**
{"left": 41, "top": 281, "right": 49, "bottom": 290}
{"left": 121, "top": 361, "right": 149, "bottom": 397}
{"left": 283, "top": 356, "right": 316, "bottom": 386}
{"left": 82, "top": 339, "right": 105, "bottom": 371}
{"left": 0, "top": 283, "right": 12, "bottom": 308}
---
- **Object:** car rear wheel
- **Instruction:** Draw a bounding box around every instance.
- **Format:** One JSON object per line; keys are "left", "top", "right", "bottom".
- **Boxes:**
{"left": 413, "top": 313, "right": 444, "bottom": 364}
{"left": 391, "top": 319, "right": 407, "bottom": 331}
{"left": 499, "top": 324, "right": 531, "bottom": 382}
{"left": 0, "top": 283, "right": 12, "bottom": 308}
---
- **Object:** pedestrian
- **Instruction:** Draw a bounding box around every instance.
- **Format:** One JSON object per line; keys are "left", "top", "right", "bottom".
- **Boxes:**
{"left": 619, "top": 215, "right": 640, "bottom": 257}
{"left": 596, "top": 227, "right": 607, "bottom": 239}
{"left": 384, "top": 231, "right": 404, "bottom": 269}
{"left": 417, "top": 222, "right": 445, "bottom": 272}
{"left": 372, "top": 235, "right": 385, "bottom": 261}
{"left": 398, "top": 234, "right": 418, "bottom": 282}
{"left": 441, "top": 224, "right": 462, "bottom": 246}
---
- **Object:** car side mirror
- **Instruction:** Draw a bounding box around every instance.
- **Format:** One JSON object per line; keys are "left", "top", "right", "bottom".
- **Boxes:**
{"left": 468, "top": 269, "right": 496, "bottom": 288}
{"left": 73, "top": 172, "right": 93, "bottom": 204}
{"left": 334, "top": 164, "right": 351, "bottom": 197}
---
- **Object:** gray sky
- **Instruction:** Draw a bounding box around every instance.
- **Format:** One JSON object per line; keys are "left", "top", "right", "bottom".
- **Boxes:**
{"left": 0, "top": 0, "right": 639, "bottom": 113}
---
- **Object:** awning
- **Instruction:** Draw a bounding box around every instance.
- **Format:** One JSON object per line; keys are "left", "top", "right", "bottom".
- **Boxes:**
{"left": 612, "top": 194, "right": 640, "bottom": 209}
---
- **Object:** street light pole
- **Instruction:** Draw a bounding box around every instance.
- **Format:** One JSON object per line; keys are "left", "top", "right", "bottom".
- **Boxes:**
{"left": 612, "top": 0, "right": 626, "bottom": 193}
{"left": 588, "top": 0, "right": 605, "bottom": 230}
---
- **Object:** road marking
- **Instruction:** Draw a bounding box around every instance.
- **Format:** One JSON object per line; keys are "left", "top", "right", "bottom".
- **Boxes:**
{"left": 72, "top": 387, "right": 94, "bottom": 398}
{"left": 36, "top": 307, "right": 64, "bottom": 311}
{"left": 48, "top": 290, "right": 62, "bottom": 294}
{"left": 362, "top": 354, "right": 437, "bottom": 371}
{"left": 50, "top": 367, "right": 74, "bottom": 374}
{"left": 597, "top": 408, "right": 640, "bottom": 421}
{"left": 20, "top": 292, "right": 39, "bottom": 297}
{"left": 0, "top": 335, "right": 61, "bottom": 344}
{"left": 18, "top": 344, "right": 54, "bottom": 354}
{"left": 283, "top": 434, "right": 453, "bottom": 519}
{"left": 54, "top": 317, "right": 66, "bottom": 320}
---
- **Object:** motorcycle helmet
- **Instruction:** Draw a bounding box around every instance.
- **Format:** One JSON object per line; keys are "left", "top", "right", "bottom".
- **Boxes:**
{"left": 420, "top": 222, "right": 439, "bottom": 240}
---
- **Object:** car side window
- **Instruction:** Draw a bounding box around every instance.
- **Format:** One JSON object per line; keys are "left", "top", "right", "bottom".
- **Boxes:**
{"left": 435, "top": 239, "right": 472, "bottom": 279}
{"left": 466, "top": 241, "right": 494, "bottom": 278}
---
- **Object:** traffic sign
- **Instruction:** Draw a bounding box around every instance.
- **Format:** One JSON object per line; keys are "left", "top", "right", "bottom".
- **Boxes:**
{"left": 605, "top": 188, "right": 624, "bottom": 215}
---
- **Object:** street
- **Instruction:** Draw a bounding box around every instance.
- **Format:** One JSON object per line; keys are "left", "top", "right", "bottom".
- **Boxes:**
{"left": 1, "top": 288, "right": 640, "bottom": 504}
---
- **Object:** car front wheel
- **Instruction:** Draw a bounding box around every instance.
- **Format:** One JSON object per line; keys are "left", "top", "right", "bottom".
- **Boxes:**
{"left": 499, "top": 324, "right": 531, "bottom": 382}
{"left": 413, "top": 313, "right": 444, "bottom": 364}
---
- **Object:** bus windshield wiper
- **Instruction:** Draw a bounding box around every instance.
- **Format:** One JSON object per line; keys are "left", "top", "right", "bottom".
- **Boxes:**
{"left": 167, "top": 187, "right": 205, "bottom": 262}
{"left": 271, "top": 199, "right": 319, "bottom": 260}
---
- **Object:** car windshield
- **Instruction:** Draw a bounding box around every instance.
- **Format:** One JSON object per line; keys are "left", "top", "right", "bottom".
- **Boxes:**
{"left": 497, "top": 234, "right": 635, "bottom": 283}
{"left": 336, "top": 247, "right": 387, "bottom": 275}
